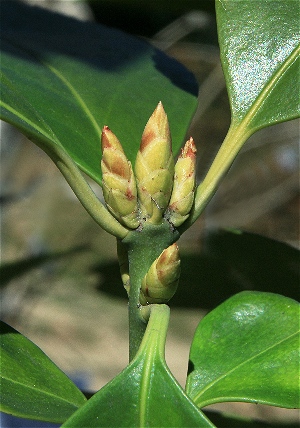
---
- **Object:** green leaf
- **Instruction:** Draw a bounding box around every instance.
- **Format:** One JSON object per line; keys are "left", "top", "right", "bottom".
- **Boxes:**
{"left": 62, "top": 305, "right": 214, "bottom": 428}
{"left": 189, "top": 0, "right": 300, "bottom": 223}
{"left": 186, "top": 292, "right": 300, "bottom": 409}
{"left": 0, "top": 1, "right": 197, "bottom": 185}
{"left": 216, "top": 0, "right": 300, "bottom": 132}
{"left": 0, "top": 321, "right": 86, "bottom": 423}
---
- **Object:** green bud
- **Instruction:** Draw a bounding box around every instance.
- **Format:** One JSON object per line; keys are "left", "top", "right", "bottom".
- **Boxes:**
{"left": 140, "top": 243, "right": 180, "bottom": 305}
{"left": 167, "top": 137, "right": 197, "bottom": 227}
{"left": 101, "top": 126, "right": 139, "bottom": 229}
{"left": 135, "top": 102, "right": 174, "bottom": 224}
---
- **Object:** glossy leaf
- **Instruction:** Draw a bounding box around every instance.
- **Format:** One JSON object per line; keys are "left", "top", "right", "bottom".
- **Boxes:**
{"left": 216, "top": 0, "right": 300, "bottom": 132}
{"left": 0, "top": 1, "right": 197, "bottom": 185}
{"left": 190, "top": 0, "right": 300, "bottom": 223}
{"left": 62, "top": 305, "right": 214, "bottom": 428}
{"left": 0, "top": 321, "right": 86, "bottom": 423}
{"left": 186, "top": 292, "right": 300, "bottom": 409}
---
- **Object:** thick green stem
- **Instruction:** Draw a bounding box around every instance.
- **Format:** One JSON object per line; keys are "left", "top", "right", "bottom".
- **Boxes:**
{"left": 123, "top": 221, "right": 179, "bottom": 361}
{"left": 179, "top": 123, "right": 252, "bottom": 232}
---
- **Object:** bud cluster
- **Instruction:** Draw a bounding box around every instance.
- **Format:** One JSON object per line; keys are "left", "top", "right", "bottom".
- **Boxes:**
{"left": 100, "top": 102, "right": 197, "bottom": 229}
{"left": 100, "top": 102, "right": 197, "bottom": 305}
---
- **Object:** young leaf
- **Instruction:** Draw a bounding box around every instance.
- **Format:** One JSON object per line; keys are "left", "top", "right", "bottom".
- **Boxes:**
{"left": 0, "top": 321, "right": 86, "bottom": 423}
{"left": 0, "top": 1, "right": 197, "bottom": 186}
{"left": 186, "top": 292, "right": 300, "bottom": 409}
{"left": 62, "top": 305, "right": 214, "bottom": 428}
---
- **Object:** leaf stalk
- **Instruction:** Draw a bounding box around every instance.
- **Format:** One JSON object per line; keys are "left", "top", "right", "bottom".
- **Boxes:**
{"left": 43, "top": 141, "right": 129, "bottom": 239}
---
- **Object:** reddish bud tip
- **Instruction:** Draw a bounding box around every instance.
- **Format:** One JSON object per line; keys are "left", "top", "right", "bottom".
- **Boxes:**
{"left": 180, "top": 137, "right": 197, "bottom": 159}
{"left": 101, "top": 126, "right": 123, "bottom": 152}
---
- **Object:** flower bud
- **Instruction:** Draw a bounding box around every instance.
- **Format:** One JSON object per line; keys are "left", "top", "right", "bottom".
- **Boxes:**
{"left": 101, "top": 126, "right": 139, "bottom": 229}
{"left": 140, "top": 243, "right": 180, "bottom": 305}
{"left": 167, "top": 137, "right": 197, "bottom": 227}
{"left": 135, "top": 102, "right": 174, "bottom": 224}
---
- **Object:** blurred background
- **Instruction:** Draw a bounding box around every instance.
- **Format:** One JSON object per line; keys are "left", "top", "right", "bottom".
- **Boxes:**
{"left": 1, "top": 0, "right": 299, "bottom": 425}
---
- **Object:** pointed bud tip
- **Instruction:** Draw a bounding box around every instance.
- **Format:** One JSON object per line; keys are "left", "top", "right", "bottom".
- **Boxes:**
{"left": 180, "top": 137, "right": 197, "bottom": 158}
{"left": 156, "top": 100, "right": 165, "bottom": 113}
{"left": 152, "top": 101, "right": 167, "bottom": 126}
{"left": 159, "top": 243, "right": 179, "bottom": 265}
{"left": 101, "top": 126, "right": 124, "bottom": 153}
{"left": 101, "top": 126, "right": 112, "bottom": 149}
{"left": 140, "top": 102, "right": 170, "bottom": 151}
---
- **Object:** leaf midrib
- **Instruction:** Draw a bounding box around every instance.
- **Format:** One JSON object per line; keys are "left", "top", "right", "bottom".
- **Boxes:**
{"left": 45, "top": 62, "right": 102, "bottom": 140}
{"left": 191, "top": 330, "right": 299, "bottom": 404}
{"left": 1, "top": 374, "right": 85, "bottom": 407}
{"left": 0, "top": 99, "right": 58, "bottom": 144}
{"left": 139, "top": 338, "right": 157, "bottom": 426}
{"left": 2, "top": 36, "right": 103, "bottom": 143}
{"left": 236, "top": 42, "right": 300, "bottom": 132}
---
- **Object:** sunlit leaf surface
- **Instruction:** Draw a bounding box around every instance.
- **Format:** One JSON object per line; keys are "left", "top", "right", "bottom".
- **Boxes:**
{"left": 191, "top": 0, "right": 300, "bottom": 223}
{"left": 186, "top": 292, "right": 300, "bottom": 409}
{"left": 216, "top": 0, "right": 300, "bottom": 132}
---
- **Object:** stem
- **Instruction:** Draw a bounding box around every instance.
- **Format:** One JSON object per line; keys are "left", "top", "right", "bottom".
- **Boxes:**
{"left": 179, "top": 122, "right": 252, "bottom": 232}
{"left": 123, "top": 221, "right": 179, "bottom": 361}
{"left": 40, "top": 141, "right": 129, "bottom": 239}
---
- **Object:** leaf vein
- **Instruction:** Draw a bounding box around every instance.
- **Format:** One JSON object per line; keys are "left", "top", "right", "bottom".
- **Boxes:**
{"left": 1, "top": 375, "right": 84, "bottom": 407}
{"left": 44, "top": 62, "right": 102, "bottom": 140}
{"left": 241, "top": 42, "right": 300, "bottom": 132}
{"left": 0, "top": 100, "right": 59, "bottom": 145}
{"left": 192, "top": 330, "right": 299, "bottom": 404}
